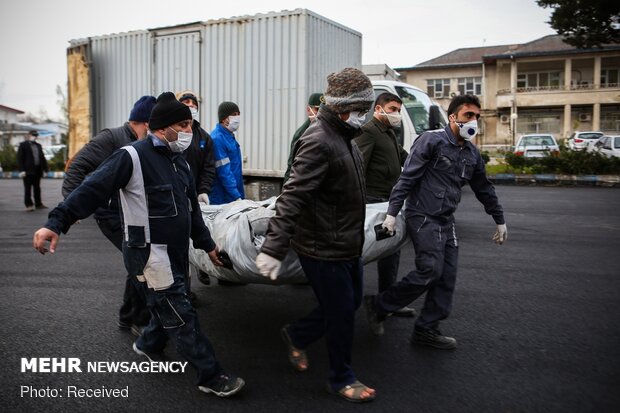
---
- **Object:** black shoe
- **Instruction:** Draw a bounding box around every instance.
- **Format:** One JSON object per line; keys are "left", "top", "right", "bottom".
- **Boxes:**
{"left": 132, "top": 342, "right": 168, "bottom": 362}
{"left": 411, "top": 327, "right": 457, "bottom": 350}
{"left": 390, "top": 306, "right": 418, "bottom": 318}
{"left": 118, "top": 320, "right": 132, "bottom": 330}
{"left": 35, "top": 204, "right": 48, "bottom": 209}
{"left": 198, "top": 373, "right": 245, "bottom": 397}
{"left": 197, "top": 270, "right": 211, "bottom": 285}
{"left": 363, "top": 295, "right": 384, "bottom": 336}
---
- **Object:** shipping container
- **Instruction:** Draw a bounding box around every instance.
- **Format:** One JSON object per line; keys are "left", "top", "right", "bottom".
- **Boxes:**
{"left": 67, "top": 9, "right": 362, "bottom": 181}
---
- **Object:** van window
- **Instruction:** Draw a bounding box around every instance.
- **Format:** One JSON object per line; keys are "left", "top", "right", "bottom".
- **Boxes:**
{"left": 394, "top": 85, "right": 446, "bottom": 134}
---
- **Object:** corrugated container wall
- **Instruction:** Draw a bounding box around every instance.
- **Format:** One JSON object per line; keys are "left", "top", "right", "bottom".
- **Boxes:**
{"left": 89, "top": 31, "right": 152, "bottom": 132}
{"left": 67, "top": 9, "right": 362, "bottom": 177}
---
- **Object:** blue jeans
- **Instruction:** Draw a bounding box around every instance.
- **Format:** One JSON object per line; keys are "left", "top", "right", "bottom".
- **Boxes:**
{"left": 288, "top": 255, "right": 364, "bottom": 392}
{"left": 136, "top": 277, "right": 222, "bottom": 385}
{"left": 377, "top": 215, "right": 458, "bottom": 330}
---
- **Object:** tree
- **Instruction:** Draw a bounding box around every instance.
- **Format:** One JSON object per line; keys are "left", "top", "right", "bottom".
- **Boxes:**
{"left": 537, "top": 0, "right": 620, "bottom": 48}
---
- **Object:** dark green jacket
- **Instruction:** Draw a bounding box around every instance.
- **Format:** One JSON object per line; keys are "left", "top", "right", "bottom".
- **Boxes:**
{"left": 354, "top": 117, "right": 408, "bottom": 199}
{"left": 283, "top": 118, "right": 311, "bottom": 184}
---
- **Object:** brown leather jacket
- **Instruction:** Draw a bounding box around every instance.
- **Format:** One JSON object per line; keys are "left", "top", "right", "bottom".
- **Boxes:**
{"left": 261, "top": 106, "right": 367, "bottom": 261}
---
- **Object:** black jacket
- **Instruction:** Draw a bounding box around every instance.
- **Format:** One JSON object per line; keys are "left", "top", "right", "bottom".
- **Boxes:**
{"left": 261, "top": 106, "right": 367, "bottom": 261}
{"left": 17, "top": 140, "right": 48, "bottom": 177}
{"left": 62, "top": 123, "right": 136, "bottom": 219}
{"left": 354, "top": 117, "right": 408, "bottom": 199}
{"left": 183, "top": 120, "right": 216, "bottom": 195}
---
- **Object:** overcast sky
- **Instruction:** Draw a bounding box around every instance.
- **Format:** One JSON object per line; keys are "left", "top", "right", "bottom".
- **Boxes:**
{"left": 0, "top": 0, "right": 556, "bottom": 120}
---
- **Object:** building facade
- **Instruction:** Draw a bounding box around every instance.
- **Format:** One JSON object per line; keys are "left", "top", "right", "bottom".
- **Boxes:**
{"left": 396, "top": 35, "right": 620, "bottom": 147}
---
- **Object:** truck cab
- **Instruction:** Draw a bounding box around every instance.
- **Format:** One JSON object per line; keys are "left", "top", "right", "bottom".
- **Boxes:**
{"left": 370, "top": 80, "right": 448, "bottom": 150}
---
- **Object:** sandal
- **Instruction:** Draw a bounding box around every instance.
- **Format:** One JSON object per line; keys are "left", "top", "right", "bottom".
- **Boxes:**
{"left": 280, "top": 325, "right": 308, "bottom": 372}
{"left": 327, "top": 380, "right": 376, "bottom": 403}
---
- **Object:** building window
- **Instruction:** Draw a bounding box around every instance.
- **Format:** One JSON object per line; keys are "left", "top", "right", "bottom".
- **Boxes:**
{"left": 457, "top": 77, "right": 482, "bottom": 95}
{"left": 601, "top": 69, "right": 619, "bottom": 87}
{"left": 427, "top": 79, "right": 450, "bottom": 98}
{"left": 517, "top": 71, "right": 561, "bottom": 90}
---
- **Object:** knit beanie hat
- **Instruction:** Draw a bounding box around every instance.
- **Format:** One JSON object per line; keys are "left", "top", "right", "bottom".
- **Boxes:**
{"left": 176, "top": 90, "right": 199, "bottom": 108}
{"left": 308, "top": 93, "right": 323, "bottom": 107}
{"left": 149, "top": 92, "right": 192, "bottom": 130}
{"left": 323, "top": 67, "right": 374, "bottom": 114}
{"left": 218, "top": 101, "right": 240, "bottom": 122}
{"left": 128, "top": 95, "right": 157, "bottom": 122}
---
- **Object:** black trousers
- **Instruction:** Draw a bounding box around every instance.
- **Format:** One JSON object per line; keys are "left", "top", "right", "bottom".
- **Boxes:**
{"left": 96, "top": 216, "right": 150, "bottom": 326}
{"left": 23, "top": 174, "right": 42, "bottom": 207}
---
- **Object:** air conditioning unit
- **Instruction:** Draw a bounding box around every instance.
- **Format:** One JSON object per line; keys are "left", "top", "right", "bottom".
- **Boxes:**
{"left": 579, "top": 113, "right": 592, "bottom": 122}
{"left": 500, "top": 114, "right": 510, "bottom": 124}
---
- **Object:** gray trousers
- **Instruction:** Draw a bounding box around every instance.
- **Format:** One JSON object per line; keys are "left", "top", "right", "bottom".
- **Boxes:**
{"left": 376, "top": 215, "right": 458, "bottom": 330}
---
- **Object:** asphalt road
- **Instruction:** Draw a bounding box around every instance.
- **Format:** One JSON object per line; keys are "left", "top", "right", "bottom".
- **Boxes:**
{"left": 1, "top": 179, "right": 619, "bottom": 412}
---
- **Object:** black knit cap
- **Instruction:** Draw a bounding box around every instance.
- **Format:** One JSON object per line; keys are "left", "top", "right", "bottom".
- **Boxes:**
{"left": 149, "top": 92, "right": 192, "bottom": 130}
{"left": 218, "top": 101, "right": 240, "bottom": 122}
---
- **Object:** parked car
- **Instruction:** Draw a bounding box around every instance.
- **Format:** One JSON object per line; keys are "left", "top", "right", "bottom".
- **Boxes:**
{"left": 567, "top": 131, "right": 604, "bottom": 150}
{"left": 43, "top": 144, "right": 66, "bottom": 161}
{"left": 513, "top": 134, "right": 560, "bottom": 158}
{"left": 587, "top": 135, "right": 620, "bottom": 158}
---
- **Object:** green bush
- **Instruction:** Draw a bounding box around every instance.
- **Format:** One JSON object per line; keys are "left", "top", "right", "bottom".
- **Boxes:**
{"left": 47, "top": 150, "right": 66, "bottom": 172}
{"left": 0, "top": 145, "right": 18, "bottom": 171}
{"left": 504, "top": 147, "right": 620, "bottom": 175}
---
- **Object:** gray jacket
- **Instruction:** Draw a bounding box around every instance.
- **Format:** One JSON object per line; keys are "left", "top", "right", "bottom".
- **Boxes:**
{"left": 387, "top": 126, "right": 504, "bottom": 224}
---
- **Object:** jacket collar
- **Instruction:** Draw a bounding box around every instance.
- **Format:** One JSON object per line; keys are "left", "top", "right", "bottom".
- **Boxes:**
{"left": 445, "top": 125, "right": 474, "bottom": 150}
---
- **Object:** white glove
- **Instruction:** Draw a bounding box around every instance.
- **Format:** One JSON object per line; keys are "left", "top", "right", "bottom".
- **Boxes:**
{"left": 493, "top": 224, "right": 508, "bottom": 245}
{"left": 19, "top": 171, "right": 26, "bottom": 178}
{"left": 197, "top": 193, "right": 210, "bottom": 205}
{"left": 382, "top": 215, "right": 396, "bottom": 236}
{"left": 255, "top": 252, "right": 282, "bottom": 280}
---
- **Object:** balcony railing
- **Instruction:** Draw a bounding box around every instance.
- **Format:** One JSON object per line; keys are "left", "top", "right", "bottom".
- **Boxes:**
{"left": 497, "top": 83, "right": 620, "bottom": 95}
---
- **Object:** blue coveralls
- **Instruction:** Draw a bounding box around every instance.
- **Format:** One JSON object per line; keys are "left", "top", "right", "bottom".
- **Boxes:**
{"left": 376, "top": 126, "right": 505, "bottom": 330}
{"left": 209, "top": 123, "right": 244, "bottom": 204}
{"left": 45, "top": 135, "right": 224, "bottom": 386}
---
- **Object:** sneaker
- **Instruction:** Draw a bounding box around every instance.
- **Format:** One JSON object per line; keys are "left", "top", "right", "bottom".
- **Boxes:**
{"left": 411, "top": 327, "right": 457, "bottom": 350}
{"left": 118, "top": 320, "right": 132, "bottom": 330}
{"left": 132, "top": 342, "right": 167, "bottom": 362}
{"left": 391, "top": 306, "right": 418, "bottom": 318}
{"left": 130, "top": 324, "right": 145, "bottom": 337}
{"left": 363, "top": 295, "right": 384, "bottom": 336}
{"left": 198, "top": 373, "right": 245, "bottom": 397}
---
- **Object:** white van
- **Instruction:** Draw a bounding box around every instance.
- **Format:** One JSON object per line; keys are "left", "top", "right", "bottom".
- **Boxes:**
{"left": 371, "top": 80, "right": 448, "bottom": 150}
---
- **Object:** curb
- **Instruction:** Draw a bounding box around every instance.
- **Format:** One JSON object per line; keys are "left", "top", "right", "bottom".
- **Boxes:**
{"left": 1, "top": 172, "right": 66, "bottom": 179}
{"left": 489, "top": 174, "right": 620, "bottom": 187}
{"left": 1, "top": 172, "right": 619, "bottom": 187}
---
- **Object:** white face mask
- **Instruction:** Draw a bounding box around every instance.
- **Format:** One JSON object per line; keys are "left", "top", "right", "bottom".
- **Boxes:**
{"left": 227, "top": 115, "right": 240, "bottom": 132}
{"left": 345, "top": 111, "right": 367, "bottom": 129}
{"left": 380, "top": 108, "right": 402, "bottom": 128}
{"left": 167, "top": 127, "right": 193, "bottom": 152}
{"left": 189, "top": 107, "right": 199, "bottom": 121}
{"left": 455, "top": 120, "right": 478, "bottom": 141}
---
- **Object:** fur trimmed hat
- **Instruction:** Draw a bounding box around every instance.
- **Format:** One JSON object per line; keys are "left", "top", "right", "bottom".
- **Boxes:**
{"left": 128, "top": 95, "right": 157, "bottom": 122}
{"left": 323, "top": 67, "right": 374, "bottom": 114}
{"left": 149, "top": 92, "right": 192, "bottom": 130}
{"left": 176, "top": 90, "right": 199, "bottom": 108}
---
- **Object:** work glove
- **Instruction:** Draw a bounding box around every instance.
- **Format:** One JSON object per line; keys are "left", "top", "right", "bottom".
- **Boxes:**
{"left": 493, "top": 224, "right": 508, "bottom": 245}
{"left": 197, "top": 193, "right": 210, "bottom": 205}
{"left": 382, "top": 215, "right": 396, "bottom": 236}
{"left": 255, "top": 252, "right": 282, "bottom": 280}
{"left": 19, "top": 171, "right": 26, "bottom": 178}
